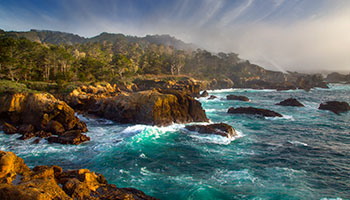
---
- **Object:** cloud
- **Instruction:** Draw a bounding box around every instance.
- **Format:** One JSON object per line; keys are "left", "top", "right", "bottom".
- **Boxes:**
{"left": 1, "top": 0, "right": 350, "bottom": 72}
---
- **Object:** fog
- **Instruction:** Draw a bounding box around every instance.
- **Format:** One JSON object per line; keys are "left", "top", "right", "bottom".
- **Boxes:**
{"left": 1, "top": 0, "right": 350, "bottom": 73}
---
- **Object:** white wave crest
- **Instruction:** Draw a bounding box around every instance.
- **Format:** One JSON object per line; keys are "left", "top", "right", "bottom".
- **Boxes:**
{"left": 187, "top": 129, "right": 244, "bottom": 145}
{"left": 205, "top": 88, "right": 276, "bottom": 93}
{"left": 265, "top": 114, "right": 294, "bottom": 121}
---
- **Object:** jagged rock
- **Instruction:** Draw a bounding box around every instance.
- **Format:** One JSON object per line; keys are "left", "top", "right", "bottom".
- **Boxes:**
{"left": 63, "top": 83, "right": 121, "bottom": 110}
{"left": 276, "top": 98, "right": 304, "bottom": 107}
{"left": 185, "top": 123, "right": 237, "bottom": 138}
{"left": 208, "top": 95, "right": 217, "bottom": 100}
{"left": 17, "top": 124, "right": 35, "bottom": 134}
{"left": 0, "top": 151, "right": 157, "bottom": 200}
{"left": 47, "top": 130, "right": 90, "bottom": 145}
{"left": 46, "top": 120, "right": 65, "bottom": 134}
{"left": 208, "top": 78, "right": 234, "bottom": 90}
{"left": 200, "top": 90, "right": 209, "bottom": 97}
{"left": 226, "top": 95, "right": 249, "bottom": 101}
{"left": 2, "top": 123, "right": 17, "bottom": 134}
{"left": 228, "top": 107, "right": 283, "bottom": 117}
{"left": 90, "top": 89, "right": 209, "bottom": 126}
{"left": 0, "top": 93, "right": 88, "bottom": 145}
{"left": 18, "top": 131, "right": 52, "bottom": 140}
{"left": 318, "top": 101, "right": 350, "bottom": 114}
{"left": 0, "top": 151, "right": 30, "bottom": 184}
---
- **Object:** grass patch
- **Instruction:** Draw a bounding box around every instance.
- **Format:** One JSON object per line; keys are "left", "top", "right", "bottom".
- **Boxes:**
{"left": 0, "top": 80, "right": 36, "bottom": 94}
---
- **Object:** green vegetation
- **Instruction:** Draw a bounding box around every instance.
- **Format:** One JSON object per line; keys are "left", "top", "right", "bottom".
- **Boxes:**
{"left": 0, "top": 80, "right": 36, "bottom": 94}
{"left": 0, "top": 31, "right": 244, "bottom": 84}
{"left": 0, "top": 30, "right": 327, "bottom": 92}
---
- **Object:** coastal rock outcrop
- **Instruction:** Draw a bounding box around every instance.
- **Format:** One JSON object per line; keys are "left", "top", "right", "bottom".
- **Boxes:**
{"left": 326, "top": 72, "right": 350, "bottom": 83}
{"left": 226, "top": 95, "right": 249, "bottom": 102}
{"left": 276, "top": 98, "right": 304, "bottom": 107}
{"left": 0, "top": 151, "right": 157, "bottom": 200}
{"left": 185, "top": 123, "right": 237, "bottom": 138}
{"left": 228, "top": 107, "right": 283, "bottom": 117}
{"left": 63, "top": 82, "right": 121, "bottom": 111}
{"left": 200, "top": 90, "right": 209, "bottom": 97}
{"left": 89, "top": 89, "right": 209, "bottom": 126}
{"left": 318, "top": 101, "right": 350, "bottom": 114}
{"left": 133, "top": 77, "right": 202, "bottom": 97}
{"left": 0, "top": 93, "right": 89, "bottom": 144}
{"left": 207, "top": 78, "right": 234, "bottom": 90}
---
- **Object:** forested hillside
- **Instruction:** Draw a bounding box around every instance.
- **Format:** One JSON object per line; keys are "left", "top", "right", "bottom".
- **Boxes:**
{"left": 0, "top": 29, "right": 326, "bottom": 90}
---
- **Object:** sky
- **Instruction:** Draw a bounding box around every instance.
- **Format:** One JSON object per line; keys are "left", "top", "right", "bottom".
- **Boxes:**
{"left": 1, "top": 0, "right": 350, "bottom": 73}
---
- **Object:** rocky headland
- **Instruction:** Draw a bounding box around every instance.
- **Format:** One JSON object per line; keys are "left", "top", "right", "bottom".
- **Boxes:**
{"left": 0, "top": 92, "right": 89, "bottom": 145}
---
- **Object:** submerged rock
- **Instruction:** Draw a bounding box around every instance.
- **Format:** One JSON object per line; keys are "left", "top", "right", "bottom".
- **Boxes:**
{"left": 47, "top": 130, "right": 90, "bottom": 145}
{"left": 200, "top": 90, "right": 209, "bottom": 97}
{"left": 226, "top": 95, "right": 249, "bottom": 102}
{"left": 0, "top": 151, "right": 157, "bottom": 200}
{"left": 276, "top": 98, "right": 304, "bottom": 107}
{"left": 0, "top": 93, "right": 88, "bottom": 145}
{"left": 208, "top": 95, "right": 217, "bottom": 100}
{"left": 318, "top": 101, "right": 350, "bottom": 114}
{"left": 90, "top": 89, "right": 209, "bottom": 126}
{"left": 185, "top": 123, "right": 237, "bottom": 138}
{"left": 228, "top": 107, "right": 283, "bottom": 117}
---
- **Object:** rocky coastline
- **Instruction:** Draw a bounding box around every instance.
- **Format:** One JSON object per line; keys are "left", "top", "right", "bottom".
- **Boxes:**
{"left": 0, "top": 76, "right": 348, "bottom": 199}
{"left": 0, "top": 151, "right": 157, "bottom": 200}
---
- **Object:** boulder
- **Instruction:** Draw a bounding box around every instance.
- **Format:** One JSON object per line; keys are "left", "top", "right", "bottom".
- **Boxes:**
{"left": 0, "top": 151, "right": 157, "bottom": 200}
{"left": 200, "top": 91, "right": 209, "bottom": 98}
{"left": 208, "top": 95, "right": 217, "bottom": 100}
{"left": 47, "top": 130, "right": 90, "bottom": 145}
{"left": 90, "top": 89, "right": 209, "bottom": 126}
{"left": 185, "top": 123, "right": 237, "bottom": 138}
{"left": 0, "top": 93, "right": 88, "bottom": 145}
{"left": 226, "top": 95, "right": 249, "bottom": 102}
{"left": 228, "top": 107, "right": 283, "bottom": 117}
{"left": 276, "top": 98, "right": 304, "bottom": 107}
{"left": 318, "top": 101, "right": 350, "bottom": 114}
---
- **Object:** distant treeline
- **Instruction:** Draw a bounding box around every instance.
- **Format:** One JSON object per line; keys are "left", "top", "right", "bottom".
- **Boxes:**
{"left": 0, "top": 31, "right": 248, "bottom": 83}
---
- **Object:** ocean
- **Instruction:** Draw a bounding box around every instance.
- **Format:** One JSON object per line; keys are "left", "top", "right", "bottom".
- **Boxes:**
{"left": 1, "top": 84, "right": 349, "bottom": 200}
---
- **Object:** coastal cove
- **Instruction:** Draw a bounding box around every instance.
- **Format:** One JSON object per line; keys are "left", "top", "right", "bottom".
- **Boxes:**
{"left": 1, "top": 84, "right": 349, "bottom": 199}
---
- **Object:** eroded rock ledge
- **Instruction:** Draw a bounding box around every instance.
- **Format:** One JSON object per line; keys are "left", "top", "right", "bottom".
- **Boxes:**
{"left": 0, "top": 93, "right": 89, "bottom": 144}
{"left": 88, "top": 89, "right": 209, "bottom": 126}
{"left": 0, "top": 151, "right": 157, "bottom": 200}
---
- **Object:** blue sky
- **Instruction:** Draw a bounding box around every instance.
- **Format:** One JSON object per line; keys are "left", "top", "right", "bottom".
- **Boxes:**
{"left": 1, "top": 0, "right": 350, "bottom": 72}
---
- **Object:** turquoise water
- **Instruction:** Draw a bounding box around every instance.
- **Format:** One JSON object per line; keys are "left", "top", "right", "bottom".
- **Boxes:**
{"left": 1, "top": 84, "right": 349, "bottom": 200}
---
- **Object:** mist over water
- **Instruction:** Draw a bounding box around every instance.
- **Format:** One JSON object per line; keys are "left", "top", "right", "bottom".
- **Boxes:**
{"left": 1, "top": 84, "right": 349, "bottom": 199}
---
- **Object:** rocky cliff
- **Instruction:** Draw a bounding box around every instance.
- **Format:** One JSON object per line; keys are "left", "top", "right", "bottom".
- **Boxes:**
{"left": 0, "top": 92, "right": 89, "bottom": 144}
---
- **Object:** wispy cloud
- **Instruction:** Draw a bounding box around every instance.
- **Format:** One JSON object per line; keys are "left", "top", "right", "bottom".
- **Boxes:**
{"left": 1, "top": 0, "right": 350, "bottom": 72}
